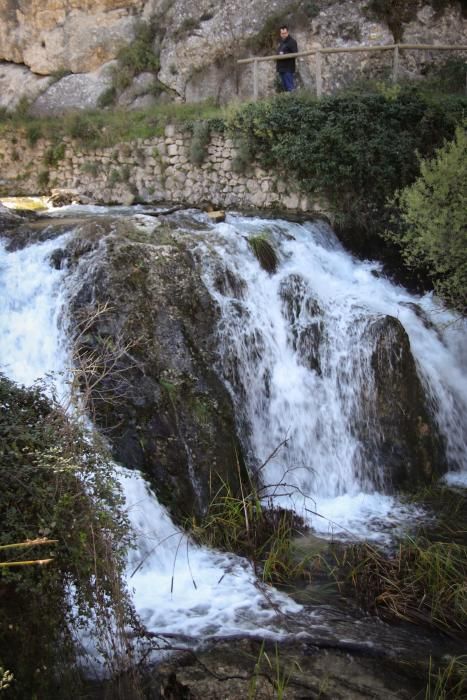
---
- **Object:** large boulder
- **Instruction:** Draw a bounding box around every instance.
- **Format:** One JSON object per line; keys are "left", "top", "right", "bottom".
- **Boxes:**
{"left": 359, "top": 314, "right": 446, "bottom": 489}
{"left": 62, "top": 217, "right": 247, "bottom": 521}
{"left": 0, "top": 1, "right": 142, "bottom": 74}
{"left": 30, "top": 62, "right": 116, "bottom": 116}
{"left": 0, "top": 63, "right": 51, "bottom": 111}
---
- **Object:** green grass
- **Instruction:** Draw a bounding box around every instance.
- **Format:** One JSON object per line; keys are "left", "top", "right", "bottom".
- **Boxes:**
{"left": 425, "top": 655, "right": 467, "bottom": 699}
{"left": 0, "top": 100, "right": 226, "bottom": 150}
{"left": 189, "top": 476, "right": 308, "bottom": 585}
{"left": 333, "top": 537, "right": 467, "bottom": 636}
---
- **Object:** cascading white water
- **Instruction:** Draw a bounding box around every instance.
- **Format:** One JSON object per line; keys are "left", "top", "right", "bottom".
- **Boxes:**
{"left": 1, "top": 206, "right": 466, "bottom": 642}
{"left": 0, "top": 230, "right": 302, "bottom": 643}
{"left": 195, "top": 214, "right": 467, "bottom": 537}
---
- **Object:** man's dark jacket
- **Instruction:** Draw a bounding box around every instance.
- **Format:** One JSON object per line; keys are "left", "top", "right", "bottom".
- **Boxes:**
{"left": 276, "top": 35, "right": 298, "bottom": 73}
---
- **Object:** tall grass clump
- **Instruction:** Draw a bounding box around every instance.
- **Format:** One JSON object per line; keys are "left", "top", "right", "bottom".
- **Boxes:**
{"left": 425, "top": 655, "right": 467, "bottom": 700}
{"left": 189, "top": 476, "right": 307, "bottom": 584}
{"left": 335, "top": 538, "right": 467, "bottom": 636}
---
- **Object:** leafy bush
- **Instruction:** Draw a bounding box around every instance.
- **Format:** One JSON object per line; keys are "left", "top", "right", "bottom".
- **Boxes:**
{"left": 228, "top": 89, "right": 465, "bottom": 256}
{"left": 394, "top": 124, "right": 467, "bottom": 313}
{"left": 25, "top": 122, "right": 42, "bottom": 146}
{"left": 422, "top": 56, "right": 467, "bottom": 95}
{"left": 44, "top": 142, "right": 65, "bottom": 166}
{"left": 232, "top": 135, "right": 252, "bottom": 173}
{"left": 189, "top": 120, "right": 211, "bottom": 165}
{"left": 117, "top": 20, "right": 160, "bottom": 76}
{"left": 66, "top": 112, "right": 100, "bottom": 143}
{"left": 98, "top": 85, "right": 118, "bottom": 108}
{"left": 0, "top": 376, "right": 134, "bottom": 697}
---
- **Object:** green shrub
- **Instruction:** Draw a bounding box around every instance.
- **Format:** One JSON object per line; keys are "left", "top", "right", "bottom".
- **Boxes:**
{"left": 173, "top": 17, "right": 200, "bottom": 40}
{"left": 13, "top": 96, "right": 31, "bottom": 119}
{"left": 44, "top": 142, "right": 65, "bottom": 166}
{"left": 26, "top": 122, "right": 42, "bottom": 146}
{"left": 394, "top": 124, "right": 467, "bottom": 313}
{"left": 98, "top": 85, "right": 118, "bottom": 108}
{"left": 232, "top": 136, "right": 252, "bottom": 173}
{"left": 65, "top": 112, "right": 101, "bottom": 145}
{"left": 117, "top": 20, "right": 160, "bottom": 77}
{"left": 81, "top": 160, "right": 100, "bottom": 176}
{"left": 189, "top": 120, "right": 211, "bottom": 165}
{"left": 229, "top": 89, "right": 465, "bottom": 256}
{"left": 0, "top": 376, "right": 134, "bottom": 698}
{"left": 109, "top": 168, "right": 122, "bottom": 186}
{"left": 422, "top": 56, "right": 467, "bottom": 95}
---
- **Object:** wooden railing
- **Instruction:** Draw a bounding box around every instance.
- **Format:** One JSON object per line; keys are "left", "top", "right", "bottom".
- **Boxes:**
{"left": 237, "top": 43, "right": 467, "bottom": 100}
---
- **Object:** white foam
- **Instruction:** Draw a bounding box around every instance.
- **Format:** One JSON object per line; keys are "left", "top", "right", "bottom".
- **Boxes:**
{"left": 123, "top": 469, "right": 301, "bottom": 638}
{"left": 197, "top": 214, "right": 467, "bottom": 541}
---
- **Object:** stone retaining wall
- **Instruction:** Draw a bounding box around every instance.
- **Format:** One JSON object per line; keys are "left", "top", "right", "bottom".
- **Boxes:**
{"left": 0, "top": 125, "right": 324, "bottom": 215}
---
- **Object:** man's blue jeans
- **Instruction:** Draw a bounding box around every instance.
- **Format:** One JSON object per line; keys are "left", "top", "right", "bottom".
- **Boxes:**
{"left": 279, "top": 72, "right": 295, "bottom": 92}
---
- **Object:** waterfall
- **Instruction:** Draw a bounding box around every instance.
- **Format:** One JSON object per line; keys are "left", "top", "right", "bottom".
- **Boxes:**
{"left": 195, "top": 214, "right": 467, "bottom": 536}
{"left": 1, "top": 206, "right": 466, "bottom": 642}
{"left": 0, "top": 231, "right": 301, "bottom": 643}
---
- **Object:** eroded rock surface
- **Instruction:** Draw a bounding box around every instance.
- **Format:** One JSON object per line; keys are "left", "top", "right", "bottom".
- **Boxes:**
{"left": 0, "top": 1, "right": 465, "bottom": 111}
{"left": 359, "top": 314, "right": 446, "bottom": 489}
{"left": 62, "top": 216, "right": 246, "bottom": 520}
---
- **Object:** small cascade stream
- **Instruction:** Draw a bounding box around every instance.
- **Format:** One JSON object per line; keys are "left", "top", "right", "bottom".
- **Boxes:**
{"left": 0, "top": 228, "right": 303, "bottom": 643}
{"left": 1, "top": 204, "right": 467, "bottom": 652}
{"left": 194, "top": 214, "right": 467, "bottom": 537}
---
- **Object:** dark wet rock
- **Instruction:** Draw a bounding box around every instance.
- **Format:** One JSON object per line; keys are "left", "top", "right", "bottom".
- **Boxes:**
{"left": 212, "top": 264, "right": 246, "bottom": 300}
{"left": 398, "top": 301, "right": 442, "bottom": 338}
{"left": 0, "top": 207, "right": 71, "bottom": 251}
{"left": 148, "top": 631, "right": 442, "bottom": 700}
{"left": 0, "top": 202, "right": 26, "bottom": 237}
{"left": 49, "top": 247, "right": 66, "bottom": 269}
{"left": 359, "top": 314, "right": 446, "bottom": 490}
{"left": 280, "top": 274, "right": 324, "bottom": 374}
{"left": 65, "top": 217, "right": 246, "bottom": 521}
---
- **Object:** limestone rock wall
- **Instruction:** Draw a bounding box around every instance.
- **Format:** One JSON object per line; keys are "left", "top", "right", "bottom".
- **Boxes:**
{"left": 0, "top": 127, "right": 319, "bottom": 214}
{"left": 0, "top": 0, "right": 143, "bottom": 74}
{"left": 0, "top": 1, "right": 465, "bottom": 113}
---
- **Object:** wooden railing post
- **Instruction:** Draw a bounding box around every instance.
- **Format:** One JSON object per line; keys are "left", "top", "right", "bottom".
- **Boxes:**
{"left": 392, "top": 44, "right": 400, "bottom": 84}
{"left": 253, "top": 59, "right": 258, "bottom": 101}
{"left": 316, "top": 50, "right": 322, "bottom": 98}
{"left": 237, "top": 43, "right": 467, "bottom": 101}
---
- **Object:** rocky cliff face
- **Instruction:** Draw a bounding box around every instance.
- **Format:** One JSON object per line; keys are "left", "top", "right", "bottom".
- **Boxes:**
{"left": 0, "top": 0, "right": 465, "bottom": 113}
{"left": 60, "top": 215, "right": 249, "bottom": 520}
{"left": 0, "top": 0, "right": 143, "bottom": 74}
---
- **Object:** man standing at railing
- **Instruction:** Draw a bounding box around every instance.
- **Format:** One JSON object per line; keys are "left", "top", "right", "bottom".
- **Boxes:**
{"left": 277, "top": 25, "right": 298, "bottom": 92}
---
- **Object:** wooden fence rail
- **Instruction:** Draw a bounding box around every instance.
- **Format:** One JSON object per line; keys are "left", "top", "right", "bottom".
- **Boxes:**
{"left": 237, "top": 43, "right": 467, "bottom": 100}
